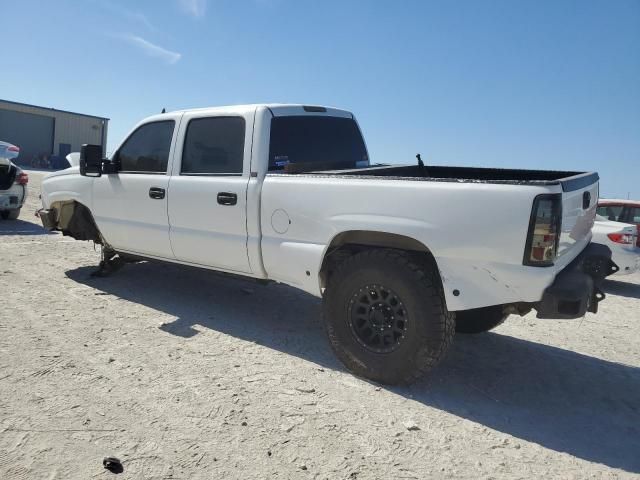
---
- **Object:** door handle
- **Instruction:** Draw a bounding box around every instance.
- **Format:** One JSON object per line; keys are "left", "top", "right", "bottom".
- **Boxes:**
{"left": 217, "top": 192, "right": 237, "bottom": 206}
{"left": 149, "top": 187, "right": 165, "bottom": 200}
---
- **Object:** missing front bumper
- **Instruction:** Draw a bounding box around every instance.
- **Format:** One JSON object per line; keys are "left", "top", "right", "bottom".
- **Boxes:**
{"left": 37, "top": 208, "right": 58, "bottom": 230}
{"left": 535, "top": 243, "right": 617, "bottom": 319}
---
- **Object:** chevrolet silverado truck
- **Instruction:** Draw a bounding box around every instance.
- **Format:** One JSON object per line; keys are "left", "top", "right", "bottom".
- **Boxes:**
{"left": 38, "top": 104, "right": 616, "bottom": 384}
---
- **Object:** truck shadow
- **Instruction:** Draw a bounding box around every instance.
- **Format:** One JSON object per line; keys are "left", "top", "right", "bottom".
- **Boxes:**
{"left": 0, "top": 219, "right": 50, "bottom": 236}
{"left": 66, "top": 260, "right": 640, "bottom": 473}
{"left": 603, "top": 278, "right": 640, "bottom": 300}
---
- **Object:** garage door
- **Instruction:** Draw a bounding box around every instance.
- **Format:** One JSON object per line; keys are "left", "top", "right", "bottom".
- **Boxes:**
{"left": 0, "top": 109, "right": 54, "bottom": 165}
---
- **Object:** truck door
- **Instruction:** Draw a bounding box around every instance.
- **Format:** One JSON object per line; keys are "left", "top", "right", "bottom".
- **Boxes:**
{"left": 92, "top": 118, "right": 179, "bottom": 259}
{"left": 167, "top": 112, "right": 252, "bottom": 273}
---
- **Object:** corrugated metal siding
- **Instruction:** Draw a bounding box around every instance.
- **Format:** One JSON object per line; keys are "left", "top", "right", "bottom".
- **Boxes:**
{"left": 0, "top": 100, "right": 108, "bottom": 157}
{"left": 52, "top": 113, "right": 105, "bottom": 153}
{"left": 0, "top": 109, "right": 54, "bottom": 163}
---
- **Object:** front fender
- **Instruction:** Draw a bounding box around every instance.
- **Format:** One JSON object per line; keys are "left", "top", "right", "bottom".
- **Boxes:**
{"left": 41, "top": 169, "right": 93, "bottom": 211}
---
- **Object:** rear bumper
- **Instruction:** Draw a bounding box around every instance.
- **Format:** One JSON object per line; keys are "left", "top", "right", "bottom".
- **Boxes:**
{"left": 611, "top": 248, "right": 640, "bottom": 276}
{"left": 535, "top": 242, "right": 618, "bottom": 319}
{"left": 0, "top": 190, "right": 26, "bottom": 210}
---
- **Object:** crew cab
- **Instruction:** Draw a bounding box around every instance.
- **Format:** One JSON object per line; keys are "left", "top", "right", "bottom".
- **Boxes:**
{"left": 38, "top": 104, "right": 616, "bottom": 384}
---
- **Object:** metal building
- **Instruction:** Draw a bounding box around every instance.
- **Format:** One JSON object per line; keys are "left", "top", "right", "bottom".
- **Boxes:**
{"left": 0, "top": 99, "right": 108, "bottom": 166}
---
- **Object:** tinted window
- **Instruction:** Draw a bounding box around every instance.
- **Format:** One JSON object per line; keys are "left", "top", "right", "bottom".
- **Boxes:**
{"left": 597, "top": 205, "right": 624, "bottom": 222}
{"left": 268, "top": 116, "right": 368, "bottom": 172}
{"left": 627, "top": 207, "right": 640, "bottom": 224}
{"left": 117, "top": 121, "right": 175, "bottom": 173}
{"left": 182, "top": 117, "right": 245, "bottom": 174}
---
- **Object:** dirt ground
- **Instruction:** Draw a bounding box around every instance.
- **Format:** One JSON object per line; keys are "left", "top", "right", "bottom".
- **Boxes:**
{"left": 1, "top": 171, "right": 639, "bottom": 479}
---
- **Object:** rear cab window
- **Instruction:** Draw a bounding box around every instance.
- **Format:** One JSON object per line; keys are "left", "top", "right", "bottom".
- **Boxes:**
{"left": 116, "top": 121, "right": 175, "bottom": 173}
{"left": 268, "top": 116, "right": 368, "bottom": 173}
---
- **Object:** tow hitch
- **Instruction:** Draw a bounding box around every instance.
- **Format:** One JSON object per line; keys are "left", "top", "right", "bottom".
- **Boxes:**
{"left": 535, "top": 243, "right": 617, "bottom": 319}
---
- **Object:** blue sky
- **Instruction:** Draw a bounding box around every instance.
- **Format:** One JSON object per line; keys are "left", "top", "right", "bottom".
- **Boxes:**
{"left": 1, "top": 0, "right": 638, "bottom": 198}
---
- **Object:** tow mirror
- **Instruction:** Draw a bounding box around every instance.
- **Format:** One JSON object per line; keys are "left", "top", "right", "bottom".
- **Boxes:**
{"left": 80, "top": 144, "right": 104, "bottom": 177}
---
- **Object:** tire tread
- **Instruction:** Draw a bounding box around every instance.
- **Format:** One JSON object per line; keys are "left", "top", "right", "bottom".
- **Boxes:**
{"left": 324, "top": 248, "right": 455, "bottom": 384}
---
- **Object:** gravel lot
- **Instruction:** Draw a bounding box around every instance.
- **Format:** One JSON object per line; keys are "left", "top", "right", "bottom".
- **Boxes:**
{"left": 1, "top": 171, "right": 639, "bottom": 479}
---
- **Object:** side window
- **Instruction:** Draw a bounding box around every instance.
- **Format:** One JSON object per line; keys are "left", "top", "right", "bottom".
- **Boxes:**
{"left": 628, "top": 207, "right": 640, "bottom": 224}
{"left": 117, "top": 121, "right": 175, "bottom": 173}
{"left": 181, "top": 117, "right": 245, "bottom": 174}
{"left": 597, "top": 204, "right": 624, "bottom": 222}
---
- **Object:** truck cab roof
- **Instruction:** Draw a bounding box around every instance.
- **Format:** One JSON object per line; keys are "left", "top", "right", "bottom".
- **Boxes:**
{"left": 163, "top": 104, "right": 353, "bottom": 119}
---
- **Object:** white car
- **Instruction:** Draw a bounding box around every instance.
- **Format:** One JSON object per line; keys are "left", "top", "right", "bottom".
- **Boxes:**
{"left": 592, "top": 215, "right": 640, "bottom": 275}
{"left": 37, "top": 104, "right": 617, "bottom": 384}
{"left": 0, "top": 141, "right": 28, "bottom": 220}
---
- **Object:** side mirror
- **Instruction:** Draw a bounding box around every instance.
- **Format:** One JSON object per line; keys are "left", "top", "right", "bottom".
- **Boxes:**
{"left": 80, "top": 144, "right": 104, "bottom": 177}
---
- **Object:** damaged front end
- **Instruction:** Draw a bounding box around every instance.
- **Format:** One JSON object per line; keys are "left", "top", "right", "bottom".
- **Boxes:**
{"left": 38, "top": 202, "right": 102, "bottom": 243}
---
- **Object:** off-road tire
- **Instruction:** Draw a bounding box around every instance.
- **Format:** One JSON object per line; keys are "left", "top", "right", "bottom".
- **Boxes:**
{"left": 454, "top": 306, "right": 508, "bottom": 334}
{"left": 1, "top": 209, "right": 20, "bottom": 220}
{"left": 323, "top": 249, "right": 455, "bottom": 385}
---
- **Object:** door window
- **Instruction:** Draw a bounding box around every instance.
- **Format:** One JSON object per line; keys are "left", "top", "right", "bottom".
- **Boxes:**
{"left": 117, "top": 121, "right": 175, "bottom": 173}
{"left": 181, "top": 117, "right": 245, "bottom": 175}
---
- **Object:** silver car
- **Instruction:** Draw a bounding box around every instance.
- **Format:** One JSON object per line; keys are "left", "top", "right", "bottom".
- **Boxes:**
{"left": 0, "top": 141, "right": 28, "bottom": 220}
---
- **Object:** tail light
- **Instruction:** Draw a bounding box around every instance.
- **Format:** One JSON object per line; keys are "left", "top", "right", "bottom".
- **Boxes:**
{"left": 7, "top": 145, "right": 19, "bottom": 153}
{"left": 524, "top": 194, "right": 562, "bottom": 266}
{"left": 608, "top": 232, "right": 635, "bottom": 245}
{"left": 16, "top": 172, "right": 29, "bottom": 185}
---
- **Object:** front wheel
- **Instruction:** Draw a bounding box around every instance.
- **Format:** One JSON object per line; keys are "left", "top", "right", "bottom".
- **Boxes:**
{"left": 454, "top": 306, "right": 508, "bottom": 334}
{"left": 323, "top": 249, "right": 455, "bottom": 385}
{"left": 1, "top": 209, "right": 20, "bottom": 220}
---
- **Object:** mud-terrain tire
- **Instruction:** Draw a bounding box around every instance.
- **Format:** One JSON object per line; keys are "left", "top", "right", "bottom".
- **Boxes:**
{"left": 454, "top": 306, "right": 508, "bottom": 334}
{"left": 1, "top": 209, "right": 20, "bottom": 220}
{"left": 323, "top": 249, "right": 455, "bottom": 385}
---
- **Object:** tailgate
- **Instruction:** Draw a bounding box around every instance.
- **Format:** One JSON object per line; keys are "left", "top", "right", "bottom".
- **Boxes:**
{"left": 557, "top": 174, "right": 599, "bottom": 261}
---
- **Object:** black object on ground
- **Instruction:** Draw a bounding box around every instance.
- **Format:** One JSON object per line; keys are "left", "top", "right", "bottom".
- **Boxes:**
{"left": 103, "top": 456, "right": 123, "bottom": 473}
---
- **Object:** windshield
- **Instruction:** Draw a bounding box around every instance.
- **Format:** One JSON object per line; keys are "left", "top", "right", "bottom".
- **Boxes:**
{"left": 268, "top": 116, "right": 368, "bottom": 173}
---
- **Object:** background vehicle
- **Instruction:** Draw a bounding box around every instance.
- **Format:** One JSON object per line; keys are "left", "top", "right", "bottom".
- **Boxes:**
{"left": 37, "top": 104, "right": 615, "bottom": 384}
{"left": 592, "top": 215, "right": 639, "bottom": 275}
{"left": 597, "top": 199, "right": 640, "bottom": 248}
{"left": 0, "top": 141, "right": 28, "bottom": 220}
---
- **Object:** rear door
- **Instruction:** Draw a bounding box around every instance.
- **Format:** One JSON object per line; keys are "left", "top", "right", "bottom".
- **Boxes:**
{"left": 92, "top": 118, "right": 179, "bottom": 258}
{"left": 167, "top": 110, "right": 253, "bottom": 273}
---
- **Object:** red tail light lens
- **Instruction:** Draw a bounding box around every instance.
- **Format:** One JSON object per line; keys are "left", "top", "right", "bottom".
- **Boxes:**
{"left": 524, "top": 194, "right": 562, "bottom": 266}
{"left": 7, "top": 145, "right": 19, "bottom": 152}
{"left": 608, "top": 232, "right": 634, "bottom": 245}
{"left": 16, "top": 172, "right": 29, "bottom": 185}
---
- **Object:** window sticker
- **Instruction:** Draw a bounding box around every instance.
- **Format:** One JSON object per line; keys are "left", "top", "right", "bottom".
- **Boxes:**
{"left": 274, "top": 155, "right": 290, "bottom": 167}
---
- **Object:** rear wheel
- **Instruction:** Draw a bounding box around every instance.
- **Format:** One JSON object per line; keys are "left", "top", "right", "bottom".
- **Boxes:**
{"left": 323, "top": 249, "right": 455, "bottom": 385}
{"left": 1, "top": 209, "right": 20, "bottom": 220}
{"left": 454, "top": 306, "right": 508, "bottom": 334}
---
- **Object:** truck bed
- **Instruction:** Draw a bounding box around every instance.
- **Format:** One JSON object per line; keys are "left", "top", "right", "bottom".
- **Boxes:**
{"left": 279, "top": 164, "right": 598, "bottom": 192}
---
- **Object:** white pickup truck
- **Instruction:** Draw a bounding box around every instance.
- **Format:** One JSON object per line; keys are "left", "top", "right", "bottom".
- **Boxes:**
{"left": 38, "top": 104, "right": 616, "bottom": 384}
